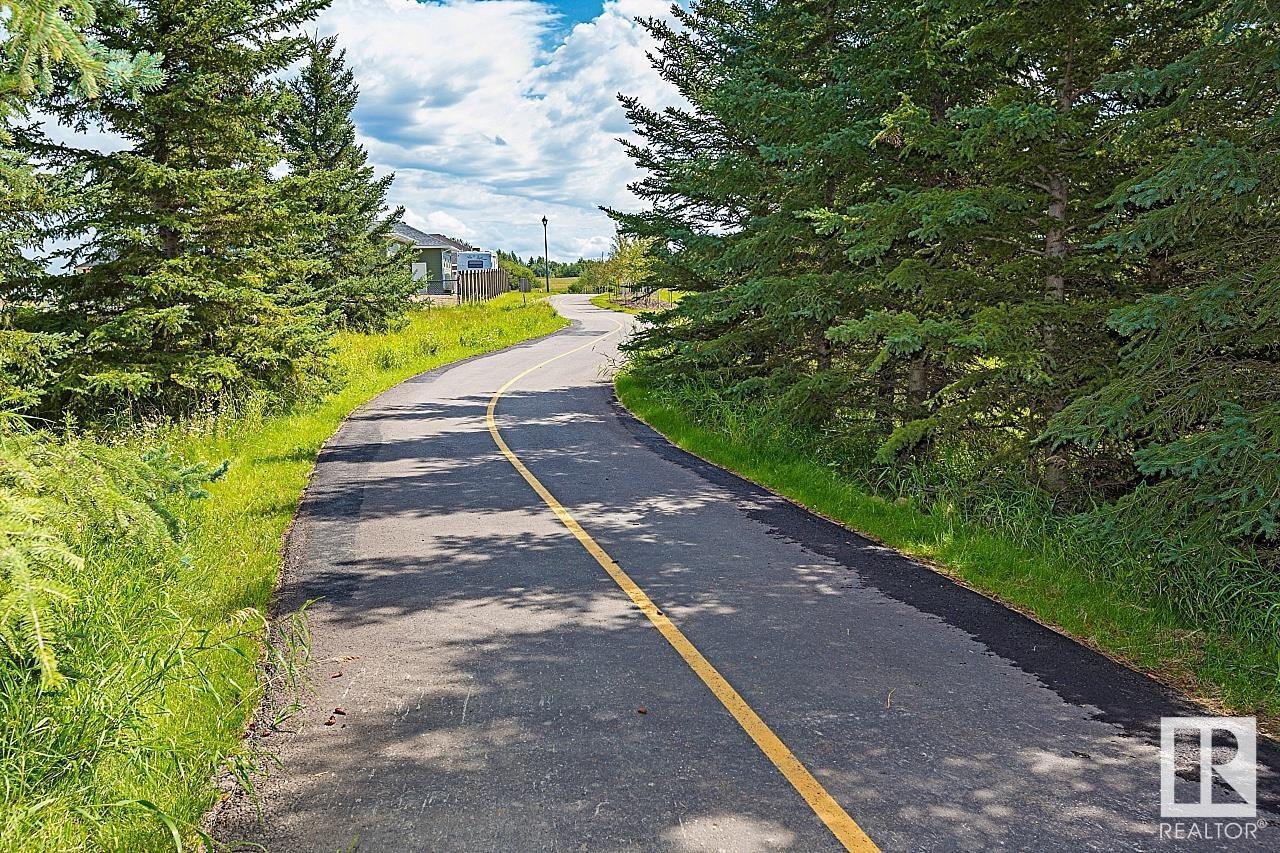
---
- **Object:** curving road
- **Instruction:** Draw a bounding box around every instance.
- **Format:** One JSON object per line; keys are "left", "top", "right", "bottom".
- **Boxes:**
{"left": 213, "top": 295, "right": 1278, "bottom": 852}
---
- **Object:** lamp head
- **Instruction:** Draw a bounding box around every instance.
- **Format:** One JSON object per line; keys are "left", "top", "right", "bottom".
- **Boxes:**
{"left": 541, "top": 216, "right": 548, "bottom": 227}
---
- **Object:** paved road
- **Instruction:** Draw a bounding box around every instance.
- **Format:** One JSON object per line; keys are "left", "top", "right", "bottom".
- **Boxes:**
{"left": 214, "top": 295, "right": 1279, "bottom": 851}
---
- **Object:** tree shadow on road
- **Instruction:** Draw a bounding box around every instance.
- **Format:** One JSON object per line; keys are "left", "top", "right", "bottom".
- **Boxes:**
{"left": 211, "top": 376, "right": 1280, "bottom": 851}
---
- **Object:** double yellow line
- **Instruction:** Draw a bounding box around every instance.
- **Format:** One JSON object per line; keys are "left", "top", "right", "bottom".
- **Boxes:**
{"left": 485, "top": 316, "right": 878, "bottom": 852}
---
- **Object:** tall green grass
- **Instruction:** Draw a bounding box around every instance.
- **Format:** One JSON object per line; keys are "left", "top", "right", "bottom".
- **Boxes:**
{"left": 0, "top": 295, "right": 565, "bottom": 851}
{"left": 615, "top": 372, "right": 1280, "bottom": 728}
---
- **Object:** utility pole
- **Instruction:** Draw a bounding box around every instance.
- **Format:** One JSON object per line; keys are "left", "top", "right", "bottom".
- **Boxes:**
{"left": 541, "top": 216, "right": 550, "bottom": 293}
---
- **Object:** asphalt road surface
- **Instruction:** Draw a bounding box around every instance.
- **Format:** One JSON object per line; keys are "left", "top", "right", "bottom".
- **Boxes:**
{"left": 213, "top": 295, "right": 1280, "bottom": 852}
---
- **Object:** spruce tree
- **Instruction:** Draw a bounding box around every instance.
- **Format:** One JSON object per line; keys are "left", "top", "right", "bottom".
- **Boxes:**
{"left": 1, "top": 0, "right": 164, "bottom": 411}
{"left": 281, "top": 35, "right": 412, "bottom": 332}
{"left": 811, "top": 0, "right": 1191, "bottom": 483}
{"left": 612, "top": 1, "right": 863, "bottom": 422}
{"left": 614, "top": 0, "right": 976, "bottom": 440}
{"left": 1047, "top": 0, "right": 1280, "bottom": 578}
{"left": 37, "top": 0, "right": 329, "bottom": 417}
{"left": 804, "top": 0, "right": 984, "bottom": 442}
{"left": 1, "top": 0, "right": 164, "bottom": 110}
{"left": 613, "top": 0, "right": 1278, "bottom": 632}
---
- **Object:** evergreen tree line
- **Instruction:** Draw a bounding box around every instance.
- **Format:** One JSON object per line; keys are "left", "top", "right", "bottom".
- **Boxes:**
{"left": 523, "top": 255, "right": 592, "bottom": 278}
{"left": 1, "top": 0, "right": 415, "bottom": 422}
{"left": 613, "top": 0, "right": 1280, "bottom": 633}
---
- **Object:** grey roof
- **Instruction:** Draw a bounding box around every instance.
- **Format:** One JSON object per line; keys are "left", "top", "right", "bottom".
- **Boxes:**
{"left": 389, "top": 223, "right": 475, "bottom": 251}
{"left": 432, "top": 233, "right": 474, "bottom": 251}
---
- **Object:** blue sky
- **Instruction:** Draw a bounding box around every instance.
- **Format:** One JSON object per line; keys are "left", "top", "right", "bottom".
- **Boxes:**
{"left": 315, "top": 0, "right": 684, "bottom": 260}
{"left": 549, "top": 0, "right": 612, "bottom": 26}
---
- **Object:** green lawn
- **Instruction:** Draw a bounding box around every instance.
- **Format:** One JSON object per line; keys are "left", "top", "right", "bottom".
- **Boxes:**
{"left": 615, "top": 372, "right": 1280, "bottom": 732}
{"left": 509, "top": 276, "right": 579, "bottom": 296}
{"left": 526, "top": 275, "right": 579, "bottom": 294}
{"left": 1, "top": 294, "right": 566, "bottom": 851}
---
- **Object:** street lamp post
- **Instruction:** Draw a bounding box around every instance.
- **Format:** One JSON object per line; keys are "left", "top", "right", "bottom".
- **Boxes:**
{"left": 541, "top": 215, "right": 550, "bottom": 293}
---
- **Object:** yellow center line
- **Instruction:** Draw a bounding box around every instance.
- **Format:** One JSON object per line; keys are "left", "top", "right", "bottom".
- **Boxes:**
{"left": 484, "top": 312, "right": 879, "bottom": 852}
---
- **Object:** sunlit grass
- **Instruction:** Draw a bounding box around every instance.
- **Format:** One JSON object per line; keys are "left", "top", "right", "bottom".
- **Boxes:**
{"left": 524, "top": 275, "right": 578, "bottom": 294}
{"left": 616, "top": 372, "right": 1280, "bottom": 730}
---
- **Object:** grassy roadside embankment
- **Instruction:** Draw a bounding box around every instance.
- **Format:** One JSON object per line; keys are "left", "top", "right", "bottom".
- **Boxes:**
{"left": 0, "top": 294, "right": 565, "bottom": 851}
{"left": 589, "top": 290, "right": 684, "bottom": 315}
{"left": 589, "top": 293, "right": 643, "bottom": 315}
{"left": 615, "top": 371, "right": 1280, "bottom": 731}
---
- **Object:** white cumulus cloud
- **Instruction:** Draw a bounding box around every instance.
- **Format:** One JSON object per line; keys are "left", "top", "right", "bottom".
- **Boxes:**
{"left": 316, "top": 0, "right": 682, "bottom": 260}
